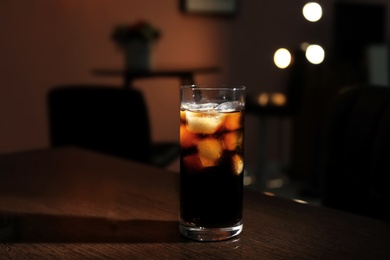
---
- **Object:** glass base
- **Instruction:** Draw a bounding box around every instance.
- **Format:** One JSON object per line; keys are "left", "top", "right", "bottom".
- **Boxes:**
{"left": 179, "top": 220, "right": 243, "bottom": 242}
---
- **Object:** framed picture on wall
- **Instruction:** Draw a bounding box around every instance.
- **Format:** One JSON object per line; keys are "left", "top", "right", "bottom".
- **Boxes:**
{"left": 180, "top": 0, "right": 238, "bottom": 15}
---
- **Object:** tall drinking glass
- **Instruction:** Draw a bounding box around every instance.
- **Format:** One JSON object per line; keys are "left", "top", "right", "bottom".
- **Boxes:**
{"left": 179, "top": 85, "right": 246, "bottom": 241}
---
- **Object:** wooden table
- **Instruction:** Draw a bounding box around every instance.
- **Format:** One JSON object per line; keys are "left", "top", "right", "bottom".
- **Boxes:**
{"left": 0, "top": 147, "right": 389, "bottom": 259}
{"left": 92, "top": 67, "right": 219, "bottom": 88}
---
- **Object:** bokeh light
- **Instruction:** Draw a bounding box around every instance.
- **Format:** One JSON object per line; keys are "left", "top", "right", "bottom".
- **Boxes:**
{"left": 257, "top": 92, "right": 287, "bottom": 106}
{"left": 271, "top": 93, "right": 286, "bottom": 106}
{"left": 274, "top": 48, "right": 292, "bottom": 69}
{"left": 305, "top": 44, "right": 325, "bottom": 64}
{"left": 257, "top": 93, "right": 269, "bottom": 106}
{"left": 303, "top": 2, "right": 322, "bottom": 22}
{"left": 300, "top": 42, "right": 310, "bottom": 52}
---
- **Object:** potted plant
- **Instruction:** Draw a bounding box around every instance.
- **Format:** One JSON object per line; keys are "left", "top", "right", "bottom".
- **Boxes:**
{"left": 111, "top": 21, "right": 161, "bottom": 71}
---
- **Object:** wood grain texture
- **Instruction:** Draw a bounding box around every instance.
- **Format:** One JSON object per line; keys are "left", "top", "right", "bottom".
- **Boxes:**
{"left": 1, "top": 147, "right": 389, "bottom": 259}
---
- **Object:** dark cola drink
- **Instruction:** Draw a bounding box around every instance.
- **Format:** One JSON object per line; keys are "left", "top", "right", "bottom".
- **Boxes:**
{"left": 179, "top": 86, "right": 245, "bottom": 242}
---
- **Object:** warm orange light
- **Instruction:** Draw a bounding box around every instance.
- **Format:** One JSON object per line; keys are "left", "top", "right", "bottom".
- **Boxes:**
{"left": 271, "top": 93, "right": 287, "bottom": 106}
{"left": 257, "top": 93, "right": 269, "bottom": 106}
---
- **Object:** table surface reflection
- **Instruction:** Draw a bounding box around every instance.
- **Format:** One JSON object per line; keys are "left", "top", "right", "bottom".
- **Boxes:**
{"left": 0, "top": 147, "right": 389, "bottom": 259}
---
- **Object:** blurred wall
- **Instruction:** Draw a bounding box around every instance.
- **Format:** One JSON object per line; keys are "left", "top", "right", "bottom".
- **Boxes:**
{"left": 0, "top": 0, "right": 230, "bottom": 154}
{"left": 3, "top": 0, "right": 385, "bottom": 177}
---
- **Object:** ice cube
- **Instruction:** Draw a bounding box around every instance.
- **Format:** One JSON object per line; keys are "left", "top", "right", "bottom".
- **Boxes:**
{"left": 224, "top": 112, "right": 242, "bottom": 131}
{"left": 180, "top": 124, "right": 198, "bottom": 148}
{"left": 186, "top": 103, "right": 218, "bottom": 112}
{"left": 232, "top": 154, "right": 244, "bottom": 175}
{"left": 223, "top": 132, "right": 243, "bottom": 151}
{"left": 186, "top": 111, "right": 225, "bottom": 134}
{"left": 199, "top": 156, "right": 217, "bottom": 167}
{"left": 180, "top": 110, "right": 186, "bottom": 122}
{"left": 197, "top": 138, "right": 222, "bottom": 167}
{"left": 214, "top": 101, "right": 243, "bottom": 112}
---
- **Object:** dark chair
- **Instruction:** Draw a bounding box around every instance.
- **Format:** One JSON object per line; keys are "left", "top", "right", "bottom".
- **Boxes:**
{"left": 321, "top": 85, "right": 390, "bottom": 222}
{"left": 47, "top": 85, "right": 179, "bottom": 167}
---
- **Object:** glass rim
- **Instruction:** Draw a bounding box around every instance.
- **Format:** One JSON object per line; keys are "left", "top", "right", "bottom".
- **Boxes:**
{"left": 181, "top": 84, "right": 246, "bottom": 91}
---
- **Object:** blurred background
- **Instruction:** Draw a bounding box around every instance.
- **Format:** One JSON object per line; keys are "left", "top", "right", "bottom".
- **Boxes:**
{"left": 1, "top": 0, "right": 389, "bottom": 202}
